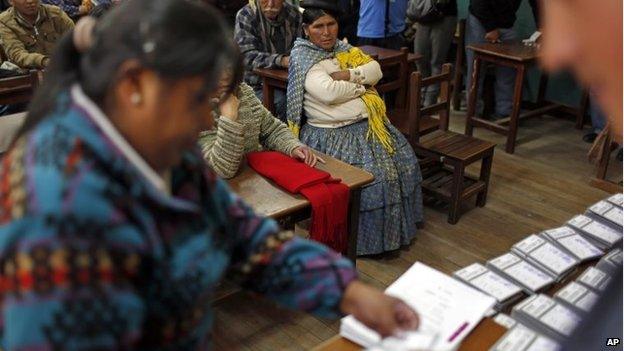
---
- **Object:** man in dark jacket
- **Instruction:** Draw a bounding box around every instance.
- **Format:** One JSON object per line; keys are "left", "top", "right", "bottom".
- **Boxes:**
{"left": 465, "top": 0, "right": 539, "bottom": 118}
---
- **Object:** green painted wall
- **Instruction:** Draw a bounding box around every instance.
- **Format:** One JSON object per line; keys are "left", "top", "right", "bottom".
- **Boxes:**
{"left": 458, "top": 0, "right": 582, "bottom": 105}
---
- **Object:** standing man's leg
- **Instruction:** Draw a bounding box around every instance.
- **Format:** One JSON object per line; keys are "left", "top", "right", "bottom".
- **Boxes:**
{"left": 414, "top": 22, "right": 433, "bottom": 104}
{"left": 465, "top": 14, "right": 487, "bottom": 115}
{"left": 427, "top": 16, "right": 457, "bottom": 106}
{"left": 492, "top": 28, "right": 518, "bottom": 118}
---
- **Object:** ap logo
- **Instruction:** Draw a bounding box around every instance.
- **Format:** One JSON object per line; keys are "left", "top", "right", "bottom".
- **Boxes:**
{"left": 607, "top": 338, "right": 621, "bottom": 347}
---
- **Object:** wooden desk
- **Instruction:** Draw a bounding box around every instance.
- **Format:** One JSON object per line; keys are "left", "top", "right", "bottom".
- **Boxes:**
{"left": 254, "top": 46, "right": 422, "bottom": 114}
{"left": 0, "top": 112, "right": 26, "bottom": 153}
{"left": 227, "top": 152, "right": 374, "bottom": 261}
{"left": 314, "top": 259, "right": 600, "bottom": 351}
{"left": 464, "top": 42, "right": 577, "bottom": 154}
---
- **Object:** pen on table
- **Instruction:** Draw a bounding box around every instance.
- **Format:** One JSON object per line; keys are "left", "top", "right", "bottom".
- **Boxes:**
{"left": 447, "top": 321, "right": 469, "bottom": 342}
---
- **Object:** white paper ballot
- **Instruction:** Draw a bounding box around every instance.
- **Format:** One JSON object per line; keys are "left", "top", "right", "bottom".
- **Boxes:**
{"left": 455, "top": 263, "right": 522, "bottom": 303}
{"left": 556, "top": 235, "right": 603, "bottom": 261}
{"left": 568, "top": 215, "right": 622, "bottom": 245}
{"left": 490, "top": 326, "right": 534, "bottom": 351}
{"left": 575, "top": 291, "right": 599, "bottom": 312}
{"left": 555, "top": 282, "right": 598, "bottom": 312}
{"left": 577, "top": 267, "right": 611, "bottom": 291}
{"left": 528, "top": 243, "right": 577, "bottom": 276}
{"left": 455, "top": 263, "right": 489, "bottom": 281}
{"left": 539, "top": 304, "right": 582, "bottom": 336}
{"left": 517, "top": 295, "right": 556, "bottom": 319}
{"left": 513, "top": 235, "right": 578, "bottom": 276}
{"left": 514, "top": 235, "right": 546, "bottom": 254}
{"left": 489, "top": 253, "right": 554, "bottom": 292}
{"left": 589, "top": 201, "right": 623, "bottom": 225}
{"left": 556, "top": 282, "right": 588, "bottom": 304}
{"left": 365, "top": 332, "right": 438, "bottom": 351}
{"left": 493, "top": 314, "right": 517, "bottom": 329}
{"left": 490, "top": 326, "right": 561, "bottom": 351}
{"left": 543, "top": 227, "right": 577, "bottom": 240}
{"left": 607, "top": 193, "right": 623, "bottom": 207}
{"left": 341, "top": 262, "right": 496, "bottom": 351}
{"left": 528, "top": 336, "right": 561, "bottom": 351}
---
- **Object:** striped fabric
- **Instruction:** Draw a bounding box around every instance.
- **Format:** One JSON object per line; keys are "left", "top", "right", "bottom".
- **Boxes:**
{"left": 198, "top": 83, "right": 302, "bottom": 179}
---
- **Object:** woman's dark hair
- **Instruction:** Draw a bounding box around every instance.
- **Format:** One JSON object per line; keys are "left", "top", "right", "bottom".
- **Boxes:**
{"left": 17, "top": 0, "right": 242, "bottom": 139}
{"left": 301, "top": 7, "right": 339, "bottom": 26}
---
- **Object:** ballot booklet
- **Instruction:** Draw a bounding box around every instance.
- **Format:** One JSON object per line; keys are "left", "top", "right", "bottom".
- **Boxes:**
{"left": 340, "top": 262, "right": 496, "bottom": 351}
{"left": 489, "top": 325, "right": 561, "bottom": 351}
{"left": 566, "top": 215, "right": 622, "bottom": 250}
{"left": 586, "top": 200, "right": 623, "bottom": 229}
{"left": 493, "top": 313, "right": 518, "bottom": 329}
{"left": 486, "top": 253, "right": 555, "bottom": 293}
{"left": 606, "top": 193, "right": 623, "bottom": 207}
{"left": 453, "top": 263, "right": 525, "bottom": 311}
{"left": 596, "top": 248, "right": 623, "bottom": 274}
{"left": 511, "top": 294, "right": 583, "bottom": 342}
{"left": 511, "top": 235, "right": 579, "bottom": 281}
{"left": 576, "top": 266, "right": 612, "bottom": 293}
{"left": 553, "top": 281, "right": 599, "bottom": 314}
{"left": 540, "top": 226, "right": 603, "bottom": 262}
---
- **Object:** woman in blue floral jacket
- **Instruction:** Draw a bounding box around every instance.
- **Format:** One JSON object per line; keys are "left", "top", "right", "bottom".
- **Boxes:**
{"left": 0, "top": 1, "right": 419, "bottom": 350}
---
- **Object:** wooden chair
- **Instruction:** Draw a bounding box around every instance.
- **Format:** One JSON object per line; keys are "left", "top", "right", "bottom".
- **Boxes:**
{"left": 375, "top": 47, "right": 410, "bottom": 113}
{"left": 405, "top": 64, "right": 497, "bottom": 224}
{"left": 385, "top": 48, "right": 443, "bottom": 139}
{"left": 0, "top": 70, "right": 40, "bottom": 106}
{"left": 451, "top": 19, "right": 466, "bottom": 111}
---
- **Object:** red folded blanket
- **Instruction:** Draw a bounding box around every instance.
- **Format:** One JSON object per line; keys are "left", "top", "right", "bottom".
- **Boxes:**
{"left": 247, "top": 151, "right": 349, "bottom": 253}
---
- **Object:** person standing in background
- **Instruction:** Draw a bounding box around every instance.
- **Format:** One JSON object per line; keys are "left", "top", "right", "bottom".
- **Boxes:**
{"left": 408, "top": 0, "right": 457, "bottom": 106}
{"left": 357, "top": 0, "right": 408, "bottom": 50}
{"left": 338, "top": 0, "right": 359, "bottom": 44}
{"left": 465, "top": 0, "right": 539, "bottom": 119}
{"left": 235, "top": 0, "right": 301, "bottom": 121}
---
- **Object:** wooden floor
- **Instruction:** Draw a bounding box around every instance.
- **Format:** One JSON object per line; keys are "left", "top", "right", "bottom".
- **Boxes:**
{"left": 212, "top": 111, "right": 622, "bottom": 351}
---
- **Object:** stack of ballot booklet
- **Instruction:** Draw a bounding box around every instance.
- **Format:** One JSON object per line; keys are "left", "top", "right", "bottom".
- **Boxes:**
{"left": 606, "top": 193, "right": 623, "bottom": 207}
{"left": 575, "top": 266, "right": 612, "bottom": 293}
{"left": 566, "top": 214, "right": 622, "bottom": 250}
{"left": 511, "top": 294, "right": 582, "bottom": 342}
{"left": 486, "top": 253, "right": 555, "bottom": 293}
{"left": 596, "top": 248, "right": 623, "bottom": 274}
{"left": 489, "top": 325, "right": 561, "bottom": 351}
{"left": 553, "top": 281, "right": 599, "bottom": 314}
{"left": 510, "top": 235, "right": 579, "bottom": 281}
{"left": 340, "top": 262, "right": 495, "bottom": 351}
{"left": 539, "top": 226, "right": 603, "bottom": 262}
{"left": 453, "top": 263, "right": 526, "bottom": 311}
{"left": 586, "top": 200, "right": 623, "bottom": 230}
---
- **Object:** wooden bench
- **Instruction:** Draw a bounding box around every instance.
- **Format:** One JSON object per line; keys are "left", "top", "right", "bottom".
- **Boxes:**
{"left": 0, "top": 70, "right": 39, "bottom": 106}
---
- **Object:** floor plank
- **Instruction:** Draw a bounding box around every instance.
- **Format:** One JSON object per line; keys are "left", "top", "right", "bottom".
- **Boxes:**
{"left": 213, "top": 111, "right": 621, "bottom": 350}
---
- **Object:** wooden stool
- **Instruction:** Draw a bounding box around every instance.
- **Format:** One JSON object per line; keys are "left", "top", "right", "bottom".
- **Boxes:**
{"left": 398, "top": 64, "right": 496, "bottom": 224}
{"left": 417, "top": 131, "right": 495, "bottom": 224}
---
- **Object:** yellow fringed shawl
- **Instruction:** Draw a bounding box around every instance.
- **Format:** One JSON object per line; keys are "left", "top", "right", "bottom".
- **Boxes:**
{"left": 335, "top": 47, "right": 395, "bottom": 154}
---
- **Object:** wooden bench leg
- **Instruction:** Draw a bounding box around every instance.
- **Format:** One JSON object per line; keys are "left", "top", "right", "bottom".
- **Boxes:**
{"left": 448, "top": 163, "right": 465, "bottom": 224}
{"left": 477, "top": 149, "right": 494, "bottom": 207}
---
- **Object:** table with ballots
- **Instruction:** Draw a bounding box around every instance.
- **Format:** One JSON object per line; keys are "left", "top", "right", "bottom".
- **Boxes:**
{"left": 333, "top": 193, "right": 623, "bottom": 351}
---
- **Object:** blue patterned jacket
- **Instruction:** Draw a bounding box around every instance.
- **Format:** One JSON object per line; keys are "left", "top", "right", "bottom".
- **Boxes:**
{"left": 0, "top": 88, "right": 356, "bottom": 350}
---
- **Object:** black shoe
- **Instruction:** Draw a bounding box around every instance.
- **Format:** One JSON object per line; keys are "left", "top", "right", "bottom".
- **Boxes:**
{"left": 583, "top": 132, "right": 598, "bottom": 143}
